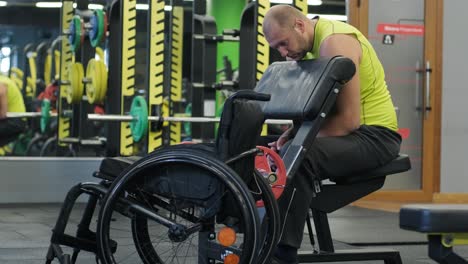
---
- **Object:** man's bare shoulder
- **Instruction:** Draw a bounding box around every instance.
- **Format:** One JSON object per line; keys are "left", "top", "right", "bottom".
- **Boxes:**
{"left": 319, "top": 34, "right": 362, "bottom": 61}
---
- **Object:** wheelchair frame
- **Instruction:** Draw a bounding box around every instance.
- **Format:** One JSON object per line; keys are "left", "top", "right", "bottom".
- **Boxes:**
{"left": 46, "top": 91, "right": 279, "bottom": 264}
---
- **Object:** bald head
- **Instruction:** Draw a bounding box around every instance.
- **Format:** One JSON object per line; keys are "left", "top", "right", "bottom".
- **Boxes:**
{"left": 263, "top": 5, "right": 308, "bottom": 37}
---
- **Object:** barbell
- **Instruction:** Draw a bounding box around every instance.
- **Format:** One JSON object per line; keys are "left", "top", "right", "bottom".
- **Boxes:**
{"left": 87, "top": 96, "right": 293, "bottom": 142}
{"left": 6, "top": 112, "right": 57, "bottom": 118}
{"left": 6, "top": 100, "right": 58, "bottom": 133}
{"left": 88, "top": 113, "right": 292, "bottom": 124}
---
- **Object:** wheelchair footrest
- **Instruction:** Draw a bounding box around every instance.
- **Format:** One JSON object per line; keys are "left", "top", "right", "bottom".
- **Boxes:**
{"left": 51, "top": 232, "right": 99, "bottom": 254}
{"left": 400, "top": 204, "right": 468, "bottom": 233}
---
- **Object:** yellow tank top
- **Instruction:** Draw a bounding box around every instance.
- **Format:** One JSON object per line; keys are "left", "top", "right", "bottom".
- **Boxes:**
{"left": 305, "top": 18, "right": 398, "bottom": 131}
{"left": 0, "top": 75, "right": 26, "bottom": 113}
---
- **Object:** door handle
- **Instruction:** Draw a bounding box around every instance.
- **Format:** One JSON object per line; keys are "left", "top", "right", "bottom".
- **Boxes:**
{"left": 425, "top": 61, "right": 432, "bottom": 118}
{"left": 415, "top": 60, "right": 422, "bottom": 112}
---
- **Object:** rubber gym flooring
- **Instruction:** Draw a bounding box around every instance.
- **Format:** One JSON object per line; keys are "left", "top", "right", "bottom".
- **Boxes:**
{"left": 0, "top": 204, "right": 467, "bottom": 263}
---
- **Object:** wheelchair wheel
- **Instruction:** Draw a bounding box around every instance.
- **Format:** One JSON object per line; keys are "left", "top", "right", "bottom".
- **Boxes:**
{"left": 39, "top": 136, "right": 57, "bottom": 156}
{"left": 25, "top": 134, "right": 46, "bottom": 156}
{"left": 40, "top": 136, "right": 76, "bottom": 157}
{"left": 97, "top": 147, "right": 261, "bottom": 264}
{"left": 252, "top": 169, "right": 281, "bottom": 264}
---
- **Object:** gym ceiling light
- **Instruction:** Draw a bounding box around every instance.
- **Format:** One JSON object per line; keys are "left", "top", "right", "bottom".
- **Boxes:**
{"left": 135, "top": 4, "right": 173, "bottom": 11}
{"left": 35, "top": 2, "right": 104, "bottom": 9}
{"left": 35, "top": 2, "right": 62, "bottom": 8}
{"left": 269, "top": 0, "right": 323, "bottom": 5}
{"left": 307, "top": 13, "right": 347, "bottom": 21}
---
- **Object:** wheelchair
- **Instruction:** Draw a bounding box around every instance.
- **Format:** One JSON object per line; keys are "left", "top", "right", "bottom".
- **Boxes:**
{"left": 46, "top": 56, "right": 410, "bottom": 264}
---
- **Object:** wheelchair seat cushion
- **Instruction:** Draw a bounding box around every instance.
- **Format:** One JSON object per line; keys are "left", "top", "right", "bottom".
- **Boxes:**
{"left": 254, "top": 56, "right": 355, "bottom": 121}
{"left": 400, "top": 204, "right": 468, "bottom": 233}
{"left": 98, "top": 156, "right": 141, "bottom": 179}
{"left": 97, "top": 144, "right": 217, "bottom": 180}
{"left": 143, "top": 159, "right": 224, "bottom": 218}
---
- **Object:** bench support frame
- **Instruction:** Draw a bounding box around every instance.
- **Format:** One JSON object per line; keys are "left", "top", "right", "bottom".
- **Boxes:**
{"left": 297, "top": 179, "right": 403, "bottom": 264}
{"left": 428, "top": 235, "right": 468, "bottom": 264}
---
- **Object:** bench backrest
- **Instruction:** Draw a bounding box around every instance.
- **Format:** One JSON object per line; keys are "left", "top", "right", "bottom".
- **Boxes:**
{"left": 255, "top": 56, "right": 356, "bottom": 179}
{"left": 255, "top": 57, "right": 355, "bottom": 121}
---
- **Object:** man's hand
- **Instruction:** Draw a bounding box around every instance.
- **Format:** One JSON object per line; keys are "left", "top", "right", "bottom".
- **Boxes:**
{"left": 268, "top": 127, "right": 293, "bottom": 152}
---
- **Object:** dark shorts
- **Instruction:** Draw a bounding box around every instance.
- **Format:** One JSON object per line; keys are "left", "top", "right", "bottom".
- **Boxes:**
{"left": 0, "top": 118, "right": 27, "bottom": 146}
{"left": 277, "top": 125, "right": 402, "bottom": 248}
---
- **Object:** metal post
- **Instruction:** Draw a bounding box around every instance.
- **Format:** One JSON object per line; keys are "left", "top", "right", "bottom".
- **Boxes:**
{"left": 106, "top": 0, "right": 137, "bottom": 156}
{"left": 57, "top": 0, "right": 74, "bottom": 152}
{"left": 147, "top": 0, "right": 166, "bottom": 152}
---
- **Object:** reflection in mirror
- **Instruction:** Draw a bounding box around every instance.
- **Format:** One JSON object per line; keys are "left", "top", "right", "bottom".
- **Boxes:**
{"left": 0, "top": 0, "right": 346, "bottom": 158}
{"left": 0, "top": 4, "right": 61, "bottom": 157}
{"left": 0, "top": 2, "right": 107, "bottom": 157}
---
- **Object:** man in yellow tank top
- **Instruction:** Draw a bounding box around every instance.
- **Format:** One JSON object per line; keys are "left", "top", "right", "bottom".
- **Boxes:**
{"left": 0, "top": 75, "right": 27, "bottom": 146}
{"left": 263, "top": 5, "right": 401, "bottom": 264}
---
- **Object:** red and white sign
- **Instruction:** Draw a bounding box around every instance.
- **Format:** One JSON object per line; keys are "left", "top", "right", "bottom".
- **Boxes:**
{"left": 398, "top": 128, "right": 410, "bottom": 139}
{"left": 377, "top": 23, "right": 424, "bottom": 36}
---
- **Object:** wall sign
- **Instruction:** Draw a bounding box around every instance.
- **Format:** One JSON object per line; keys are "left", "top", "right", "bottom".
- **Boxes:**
{"left": 383, "top": 34, "right": 395, "bottom": 45}
{"left": 377, "top": 23, "right": 424, "bottom": 36}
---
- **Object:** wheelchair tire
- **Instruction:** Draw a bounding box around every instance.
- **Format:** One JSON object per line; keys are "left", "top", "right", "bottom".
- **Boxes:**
{"left": 39, "top": 136, "right": 76, "bottom": 157}
{"left": 253, "top": 169, "right": 281, "bottom": 264}
{"left": 39, "top": 136, "right": 56, "bottom": 156}
{"left": 97, "top": 147, "right": 261, "bottom": 264}
{"left": 25, "top": 134, "right": 46, "bottom": 156}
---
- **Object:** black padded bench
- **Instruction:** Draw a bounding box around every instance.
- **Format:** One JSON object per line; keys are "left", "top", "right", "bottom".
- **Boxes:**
{"left": 254, "top": 57, "right": 411, "bottom": 263}
{"left": 400, "top": 204, "right": 468, "bottom": 264}
{"left": 296, "top": 155, "right": 410, "bottom": 264}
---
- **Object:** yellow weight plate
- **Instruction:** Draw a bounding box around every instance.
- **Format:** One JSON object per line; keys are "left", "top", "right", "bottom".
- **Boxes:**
{"left": 44, "top": 53, "right": 52, "bottom": 85}
{"left": 75, "top": 62, "right": 85, "bottom": 103}
{"left": 97, "top": 60, "right": 108, "bottom": 103}
{"left": 54, "top": 50, "right": 60, "bottom": 80}
{"left": 85, "top": 59, "right": 102, "bottom": 104}
{"left": 95, "top": 47, "right": 105, "bottom": 61}
{"left": 94, "top": 60, "right": 103, "bottom": 103}
{"left": 26, "top": 77, "right": 34, "bottom": 97}
{"left": 66, "top": 62, "right": 84, "bottom": 104}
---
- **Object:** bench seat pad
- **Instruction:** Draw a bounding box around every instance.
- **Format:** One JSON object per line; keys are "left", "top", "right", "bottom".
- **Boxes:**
{"left": 336, "top": 154, "right": 411, "bottom": 184}
{"left": 400, "top": 204, "right": 468, "bottom": 233}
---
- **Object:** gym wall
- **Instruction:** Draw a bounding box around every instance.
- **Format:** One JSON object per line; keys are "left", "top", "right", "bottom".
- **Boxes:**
{"left": 439, "top": 0, "right": 468, "bottom": 194}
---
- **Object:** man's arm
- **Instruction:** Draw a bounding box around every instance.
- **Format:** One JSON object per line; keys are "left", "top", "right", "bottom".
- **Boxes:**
{"left": 318, "top": 34, "right": 362, "bottom": 137}
{"left": 0, "top": 83, "right": 7, "bottom": 119}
